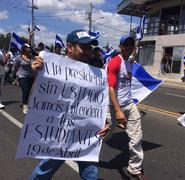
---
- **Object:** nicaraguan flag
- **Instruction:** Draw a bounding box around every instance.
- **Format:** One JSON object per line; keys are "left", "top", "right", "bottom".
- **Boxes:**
{"left": 136, "top": 14, "right": 146, "bottom": 41}
{"left": 136, "top": 26, "right": 143, "bottom": 41}
{"left": 33, "top": 24, "right": 40, "bottom": 31}
{"left": 131, "top": 63, "right": 164, "bottom": 104}
{"left": 103, "top": 49, "right": 116, "bottom": 64}
{"left": 140, "top": 14, "right": 146, "bottom": 30}
{"left": 89, "top": 31, "right": 100, "bottom": 39}
{"left": 10, "top": 32, "right": 25, "bottom": 51}
{"left": 55, "top": 34, "right": 65, "bottom": 49}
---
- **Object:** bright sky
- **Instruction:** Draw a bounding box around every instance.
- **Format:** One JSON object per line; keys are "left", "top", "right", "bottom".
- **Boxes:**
{"left": 0, "top": 0, "right": 139, "bottom": 48}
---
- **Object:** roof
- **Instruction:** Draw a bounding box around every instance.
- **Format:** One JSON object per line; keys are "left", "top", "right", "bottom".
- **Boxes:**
{"left": 117, "top": 0, "right": 160, "bottom": 17}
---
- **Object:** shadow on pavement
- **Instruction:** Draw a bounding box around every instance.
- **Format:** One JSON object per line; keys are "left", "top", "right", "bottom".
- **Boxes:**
{"left": 3, "top": 100, "right": 20, "bottom": 106}
{"left": 100, "top": 131, "right": 162, "bottom": 179}
{"left": 179, "top": 112, "right": 185, "bottom": 115}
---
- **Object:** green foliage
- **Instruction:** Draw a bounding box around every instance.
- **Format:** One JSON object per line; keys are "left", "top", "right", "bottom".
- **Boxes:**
{"left": 0, "top": 33, "right": 11, "bottom": 50}
{"left": 0, "top": 33, "right": 28, "bottom": 51}
{"left": 50, "top": 44, "right": 54, "bottom": 52}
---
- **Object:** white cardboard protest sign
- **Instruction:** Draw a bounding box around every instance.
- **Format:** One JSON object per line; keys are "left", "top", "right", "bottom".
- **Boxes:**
{"left": 16, "top": 52, "right": 108, "bottom": 162}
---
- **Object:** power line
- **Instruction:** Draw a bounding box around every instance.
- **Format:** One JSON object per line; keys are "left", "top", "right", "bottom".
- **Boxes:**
{"left": 94, "top": 7, "right": 117, "bottom": 12}
{"left": 42, "top": 16, "right": 128, "bottom": 34}
{"left": 35, "top": 19, "right": 80, "bottom": 32}
{"left": 36, "top": 12, "right": 85, "bottom": 18}
{"left": 93, "top": 21, "right": 128, "bottom": 33}
{"left": 12, "top": 6, "right": 30, "bottom": 14}
{"left": 35, "top": 14, "right": 85, "bottom": 20}
{"left": 3, "top": 0, "right": 22, "bottom": 11}
{"left": 7, "top": 20, "right": 30, "bottom": 33}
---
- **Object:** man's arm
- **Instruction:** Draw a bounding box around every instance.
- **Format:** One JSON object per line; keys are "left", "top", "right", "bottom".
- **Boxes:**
{"left": 107, "top": 56, "right": 127, "bottom": 125}
{"left": 109, "top": 87, "right": 127, "bottom": 125}
{"left": 31, "top": 56, "right": 44, "bottom": 71}
{"left": 98, "top": 120, "right": 111, "bottom": 137}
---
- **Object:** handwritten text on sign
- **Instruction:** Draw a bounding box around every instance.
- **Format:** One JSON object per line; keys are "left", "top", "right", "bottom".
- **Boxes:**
{"left": 16, "top": 52, "right": 108, "bottom": 162}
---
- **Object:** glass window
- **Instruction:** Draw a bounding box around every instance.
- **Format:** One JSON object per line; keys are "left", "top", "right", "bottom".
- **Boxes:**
{"left": 145, "top": 44, "right": 155, "bottom": 66}
{"left": 138, "top": 42, "right": 155, "bottom": 66}
{"left": 172, "top": 47, "right": 184, "bottom": 73}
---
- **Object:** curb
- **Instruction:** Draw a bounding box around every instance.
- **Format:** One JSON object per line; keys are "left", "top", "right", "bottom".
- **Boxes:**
{"left": 152, "top": 75, "right": 185, "bottom": 89}
{"left": 161, "top": 80, "right": 185, "bottom": 89}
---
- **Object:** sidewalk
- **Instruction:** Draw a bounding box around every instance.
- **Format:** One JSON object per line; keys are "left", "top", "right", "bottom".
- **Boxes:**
{"left": 154, "top": 74, "right": 185, "bottom": 89}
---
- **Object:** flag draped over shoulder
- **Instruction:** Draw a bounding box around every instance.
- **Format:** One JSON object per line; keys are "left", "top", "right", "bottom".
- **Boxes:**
{"left": 131, "top": 63, "right": 164, "bottom": 104}
{"left": 10, "top": 32, "right": 25, "bottom": 51}
{"left": 55, "top": 34, "right": 65, "bottom": 49}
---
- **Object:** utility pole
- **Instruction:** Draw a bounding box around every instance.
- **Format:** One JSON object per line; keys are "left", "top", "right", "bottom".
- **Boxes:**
{"left": 31, "top": 0, "right": 35, "bottom": 47}
{"left": 28, "top": 0, "right": 38, "bottom": 47}
{"left": 88, "top": 3, "right": 93, "bottom": 33}
{"left": 130, "top": 15, "right": 133, "bottom": 34}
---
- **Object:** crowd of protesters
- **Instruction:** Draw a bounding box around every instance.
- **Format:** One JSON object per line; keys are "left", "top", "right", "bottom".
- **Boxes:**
{"left": 27, "top": 30, "right": 147, "bottom": 180}
{"left": 0, "top": 37, "right": 118, "bottom": 114}
{"left": 0, "top": 32, "right": 149, "bottom": 179}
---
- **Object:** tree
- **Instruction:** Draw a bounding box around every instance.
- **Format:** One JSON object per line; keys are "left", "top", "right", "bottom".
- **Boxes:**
{"left": 0, "top": 32, "right": 29, "bottom": 51}
{"left": 0, "top": 34, "right": 5, "bottom": 49}
{"left": 4, "top": 33, "right": 11, "bottom": 50}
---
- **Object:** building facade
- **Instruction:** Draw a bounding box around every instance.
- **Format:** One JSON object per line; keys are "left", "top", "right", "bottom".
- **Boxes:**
{"left": 117, "top": 0, "right": 185, "bottom": 77}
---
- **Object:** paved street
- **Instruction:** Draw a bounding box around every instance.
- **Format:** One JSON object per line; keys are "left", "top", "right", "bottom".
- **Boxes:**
{"left": 0, "top": 84, "right": 185, "bottom": 180}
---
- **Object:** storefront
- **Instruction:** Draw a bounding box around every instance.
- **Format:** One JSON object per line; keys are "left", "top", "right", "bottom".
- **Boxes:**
{"left": 163, "top": 46, "right": 184, "bottom": 74}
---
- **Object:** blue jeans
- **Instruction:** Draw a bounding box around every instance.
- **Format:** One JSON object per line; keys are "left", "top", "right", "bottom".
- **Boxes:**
{"left": 18, "top": 77, "right": 33, "bottom": 104}
{"left": 30, "top": 159, "right": 98, "bottom": 180}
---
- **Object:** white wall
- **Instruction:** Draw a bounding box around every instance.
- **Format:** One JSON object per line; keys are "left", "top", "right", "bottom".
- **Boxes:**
{"left": 143, "top": 34, "right": 185, "bottom": 76}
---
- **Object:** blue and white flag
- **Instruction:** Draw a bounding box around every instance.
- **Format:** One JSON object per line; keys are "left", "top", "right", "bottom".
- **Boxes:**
{"left": 136, "top": 14, "right": 146, "bottom": 41}
{"left": 10, "top": 32, "right": 25, "bottom": 51}
{"left": 103, "top": 49, "right": 116, "bottom": 64}
{"left": 136, "top": 26, "right": 143, "bottom": 41}
{"left": 182, "top": 55, "right": 185, "bottom": 64}
{"left": 89, "top": 31, "right": 100, "bottom": 39}
{"left": 33, "top": 24, "right": 40, "bottom": 31}
{"left": 55, "top": 34, "right": 65, "bottom": 49}
{"left": 131, "top": 63, "right": 164, "bottom": 104}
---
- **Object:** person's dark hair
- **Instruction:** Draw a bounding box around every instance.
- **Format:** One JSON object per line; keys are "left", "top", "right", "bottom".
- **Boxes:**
{"left": 93, "top": 47, "right": 101, "bottom": 53}
{"left": 65, "top": 48, "right": 68, "bottom": 55}
{"left": 120, "top": 35, "right": 135, "bottom": 47}
{"left": 38, "top": 42, "right": 45, "bottom": 50}
{"left": 21, "top": 43, "right": 30, "bottom": 54}
{"left": 89, "top": 47, "right": 104, "bottom": 68}
{"left": 55, "top": 44, "right": 61, "bottom": 50}
{"left": 10, "top": 47, "right": 15, "bottom": 52}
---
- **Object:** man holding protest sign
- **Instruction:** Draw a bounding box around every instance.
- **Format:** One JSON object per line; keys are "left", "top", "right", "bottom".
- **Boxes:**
{"left": 107, "top": 35, "right": 147, "bottom": 180}
{"left": 28, "top": 30, "right": 110, "bottom": 180}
